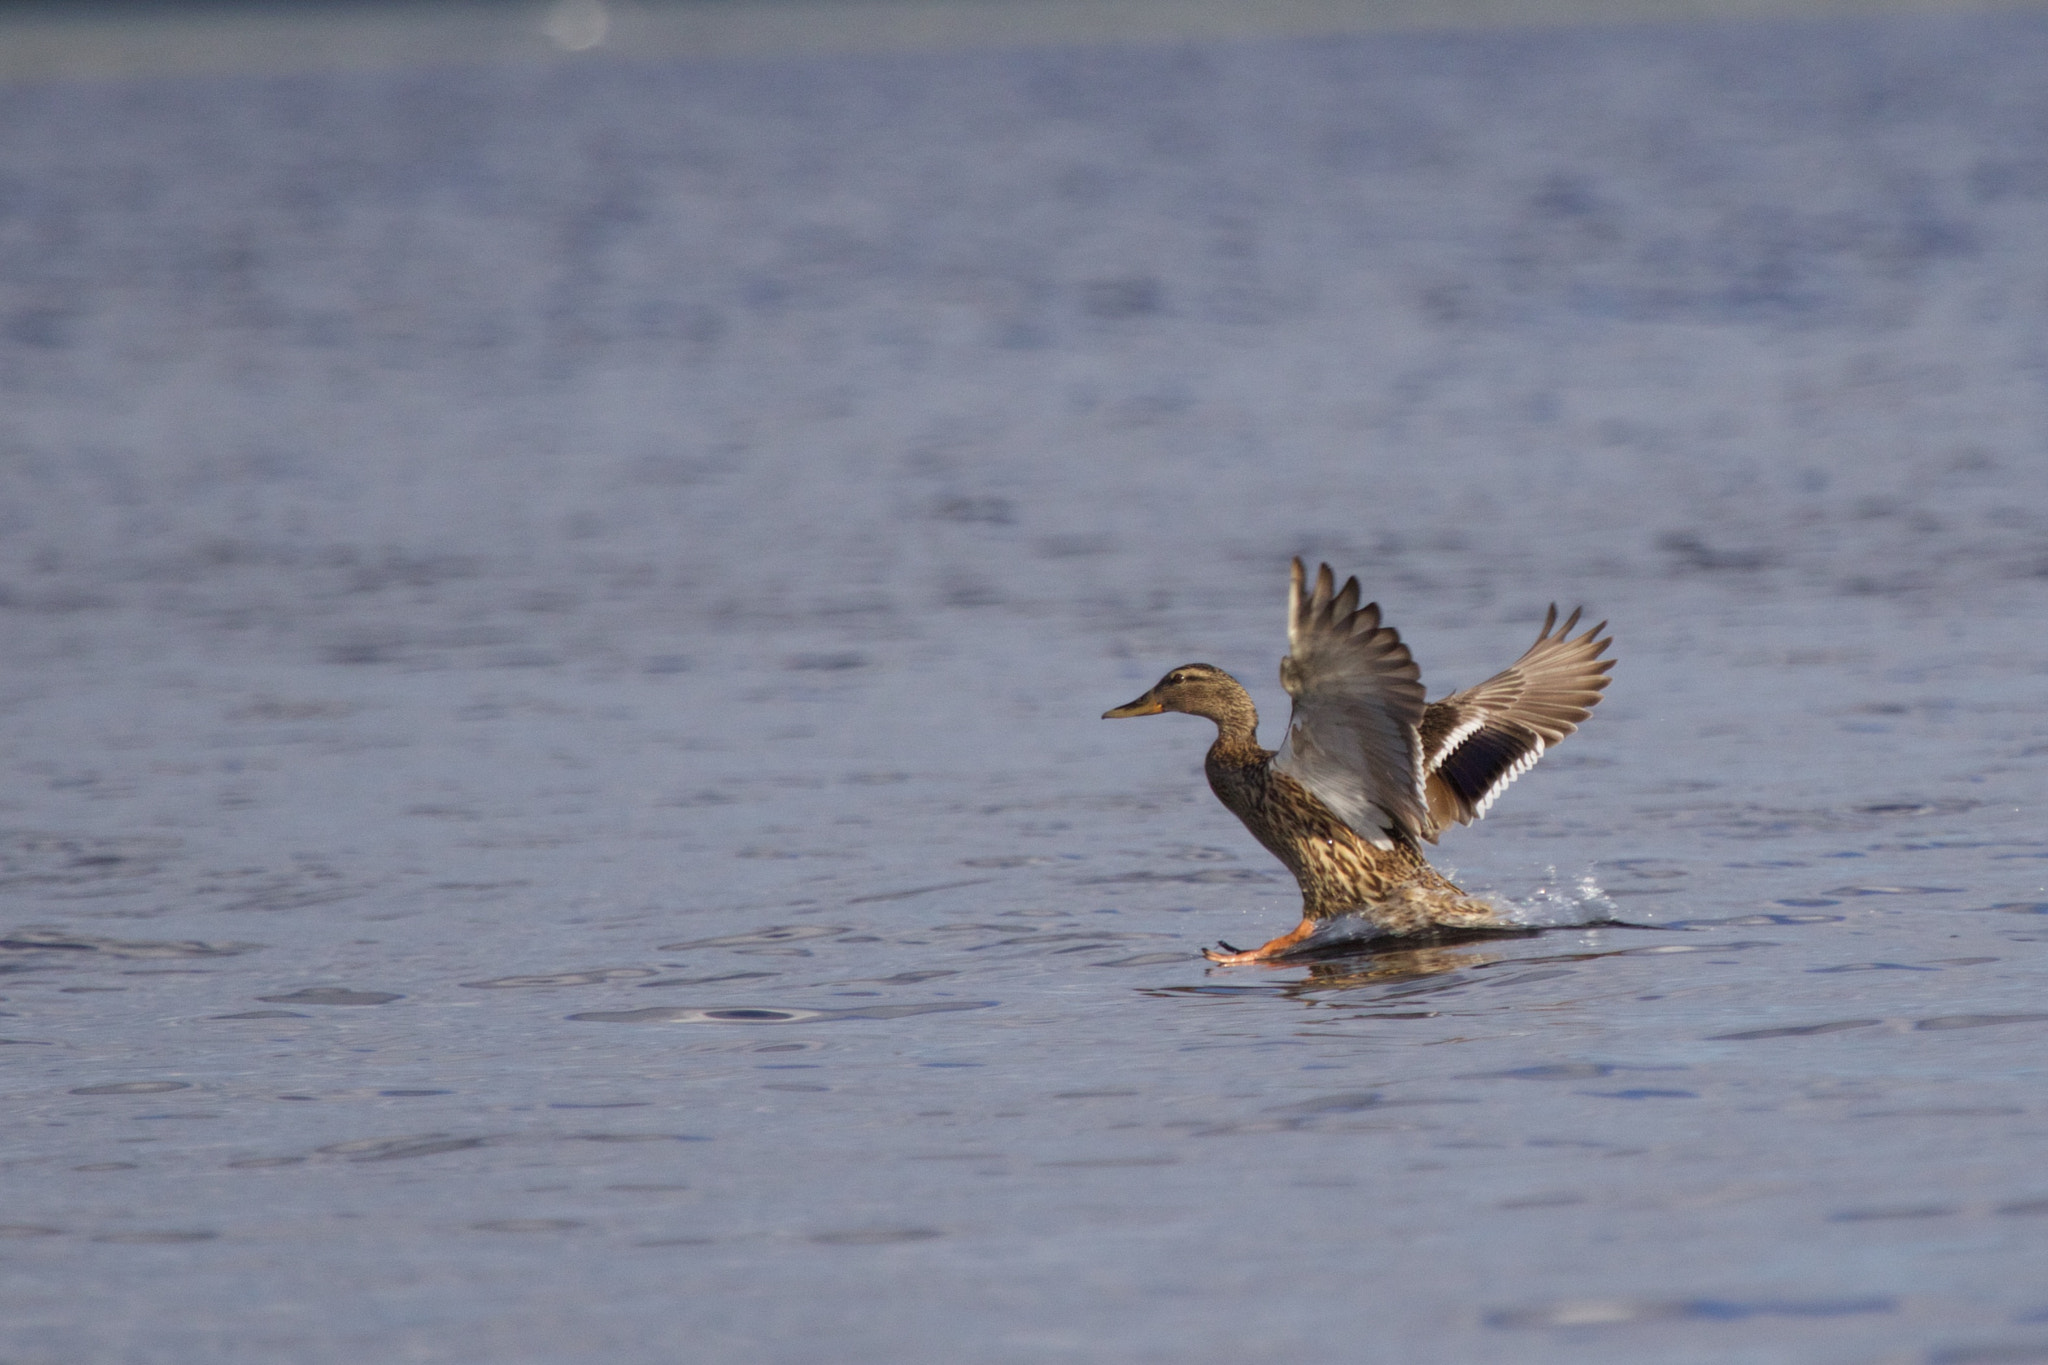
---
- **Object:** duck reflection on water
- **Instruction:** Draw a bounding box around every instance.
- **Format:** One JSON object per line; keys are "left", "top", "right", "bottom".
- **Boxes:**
{"left": 1105, "top": 560, "right": 1613, "bottom": 965}
{"left": 1148, "top": 921, "right": 1707, "bottom": 1013}
{"left": 1148, "top": 935, "right": 1522, "bottom": 1003}
{"left": 1288, "top": 941, "right": 1516, "bottom": 995}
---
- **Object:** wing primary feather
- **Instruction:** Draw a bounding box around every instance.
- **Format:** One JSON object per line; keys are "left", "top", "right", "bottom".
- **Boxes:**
{"left": 1271, "top": 561, "right": 1430, "bottom": 843}
{"left": 1416, "top": 602, "right": 1614, "bottom": 834}
{"left": 1287, "top": 559, "right": 1307, "bottom": 653}
{"left": 1332, "top": 575, "right": 1360, "bottom": 622}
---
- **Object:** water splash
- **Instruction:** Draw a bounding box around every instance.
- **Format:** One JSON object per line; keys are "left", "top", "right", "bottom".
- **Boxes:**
{"left": 1492, "top": 868, "right": 1621, "bottom": 929}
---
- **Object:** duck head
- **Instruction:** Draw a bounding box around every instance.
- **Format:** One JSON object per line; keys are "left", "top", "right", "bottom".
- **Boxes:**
{"left": 1101, "top": 663, "right": 1246, "bottom": 721}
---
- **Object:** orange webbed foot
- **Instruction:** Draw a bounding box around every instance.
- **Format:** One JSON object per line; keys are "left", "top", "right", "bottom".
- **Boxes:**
{"left": 1201, "top": 918, "right": 1319, "bottom": 965}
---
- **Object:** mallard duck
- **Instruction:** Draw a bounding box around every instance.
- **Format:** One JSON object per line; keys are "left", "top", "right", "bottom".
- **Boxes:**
{"left": 1103, "top": 560, "right": 1614, "bottom": 964}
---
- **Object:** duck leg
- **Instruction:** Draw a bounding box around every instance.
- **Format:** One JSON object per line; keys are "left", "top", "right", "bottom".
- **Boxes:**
{"left": 1203, "top": 916, "right": 1320, "bottom": 965}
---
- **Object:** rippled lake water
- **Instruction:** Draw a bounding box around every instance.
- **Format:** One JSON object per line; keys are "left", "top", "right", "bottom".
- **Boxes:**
{"left": 3, "top": 8, "right": 2048, "bottom": 1362}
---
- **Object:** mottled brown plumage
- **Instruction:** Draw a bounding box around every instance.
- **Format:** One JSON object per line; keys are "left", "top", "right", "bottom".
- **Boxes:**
{"left": 1102, "top": 561, "right": 1614, "bottom": 964}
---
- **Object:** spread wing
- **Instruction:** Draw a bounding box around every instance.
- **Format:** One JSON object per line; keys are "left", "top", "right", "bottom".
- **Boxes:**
{"left": 1417, "top": 605, "right": 1614, "bottom": 839}
{"left": 1270, "top": 560, "right": 1428, "bottom": 848}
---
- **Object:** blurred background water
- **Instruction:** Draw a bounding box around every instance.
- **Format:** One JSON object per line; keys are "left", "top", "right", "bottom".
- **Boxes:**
{"left": 2, "top": 1, "right": 2048, "bottom": 1361}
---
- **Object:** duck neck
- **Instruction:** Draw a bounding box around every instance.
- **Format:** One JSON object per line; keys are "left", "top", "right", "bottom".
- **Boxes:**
{"left": 1198, "top": 682, "right": 1263, "bottom": 763}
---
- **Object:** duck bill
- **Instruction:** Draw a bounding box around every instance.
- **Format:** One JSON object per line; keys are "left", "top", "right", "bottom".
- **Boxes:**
{"left": 1102, "top": 692, "right": 1165, "bottom": 719}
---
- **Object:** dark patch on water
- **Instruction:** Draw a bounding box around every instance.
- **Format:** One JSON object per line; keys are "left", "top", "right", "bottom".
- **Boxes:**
{"left": 827, "top": 970, "right": 957, "bottom": 986}
{"left": 255, "top": 988, "right": 401, "bottom": 1006}
{"left": 1487, "top": 1295, "right": 1895, "bottom": 1328}
{"left": 462, "top": 968, "right": 659, "bottom": 988}
{"left": 71, "top": 1081, "right": 190, "bottom": 1095}
{"left": 1495, "top": 940, "right": 1777, "bottom": 967}
{"left": 472, "top": 1219, "right": 583, "bottom": 1233}
{"left": 963, "top": 931, "right": 1169, "bottom": 953}
{"left": 847, "top": 879, "right": 993, "bottom": 904}
{"left": 549, "top": 1101, "right": 649, "bottom": 1109}
{"left": 568, "top": 1001, "right": 996, "bottom": 1025}
{"left": 0, "top": 929, "right": 260, "bottom": 958}
{"left": 315, "top": 1134, "right": 491, "bottom": 1162}
{"left": 810, "top": 1227, "right": 943, "bottom": 1245}
{"left": 0, "top": 835, "right": 181, "bottom": 893}
{"left": 564, "top": 1132, "right": 703, "bottom": 1143}
{"left": 1915, "top": 1014, "right": 2048, "bottom": 1031}
{"left": 1712, "top": 1019, "right": 1883, "bottom": 1040}
{"left": 655, "top": 926, "right": 848, "bottom": 951}
{"left": 1831, "top": 1205, "right": 1955, "bottom": 1221}
{"left": 1466, "top": 1063, "right": 1617, "bottom": 1080}
{"left": 1478, "top": 968, "right": 1575, "bottom": 988}
{"left": 1274, "top": 1092, "right": 1386, "bottom": 1114}
{"left": 1856, "top": 801, "right": 1982, "bottom": 817}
